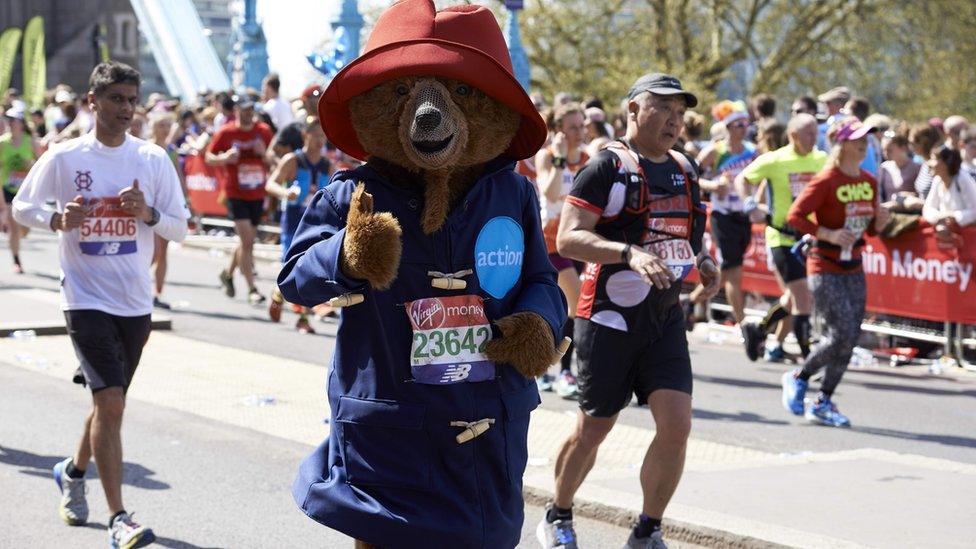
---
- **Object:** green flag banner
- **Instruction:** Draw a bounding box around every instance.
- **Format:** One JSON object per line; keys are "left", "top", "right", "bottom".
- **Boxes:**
{"left": 0, "top": 27, "right": 22, "bottom": 96}
{"left": 22, "top": 16, "right": 45, "bottom": 109}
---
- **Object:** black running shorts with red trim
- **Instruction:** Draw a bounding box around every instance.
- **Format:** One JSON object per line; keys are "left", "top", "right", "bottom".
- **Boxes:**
{"left": 574, "top": 305, "right": 693, "bottom": 417}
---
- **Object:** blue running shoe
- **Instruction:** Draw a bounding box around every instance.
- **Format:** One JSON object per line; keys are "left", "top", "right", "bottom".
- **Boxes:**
{"left": 764, "top": 345, "right": 786, "bottom": 363}
{"left": 536, "top": 373, "right": 554, "bottom": 392}
{"left": 53, "top": 457, "right": 88, "bottom": 526}
{"left": 806, "top": 397, "right": 851, "bottom": 427}
{"left": 781, "top": 369, "right": 807, "bottom": 416}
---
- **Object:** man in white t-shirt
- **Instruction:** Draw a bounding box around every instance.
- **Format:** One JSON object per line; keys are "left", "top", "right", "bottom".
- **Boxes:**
{"left": 261, "top": 73, "right": 294, "bottom": 130}
{"left": 13, "top": 61, "right": 187, "bottom": 549}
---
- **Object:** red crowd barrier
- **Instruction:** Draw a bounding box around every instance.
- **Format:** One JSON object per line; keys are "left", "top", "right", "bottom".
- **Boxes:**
{"left": 183, "top": 154, "right": 227, "bottom": 217}
{"left": 688, "top": 220, "right": 976, "bottom": 324}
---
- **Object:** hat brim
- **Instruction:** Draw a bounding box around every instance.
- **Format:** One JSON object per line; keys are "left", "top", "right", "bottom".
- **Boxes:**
{"left": 846, "top": 125, "right": 877, "bottom": 141}
{"left": 320, "top": 39, "right": 547, "bottom": 162}
{"left": 638, "top": 87, "right": 698, "bottom": 108}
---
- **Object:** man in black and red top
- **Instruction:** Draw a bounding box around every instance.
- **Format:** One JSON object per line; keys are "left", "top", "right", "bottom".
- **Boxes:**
{"left": 206, "top": 95, "right": 274, "bottom": 304}
{"left": 537, "top": 73, "right": 721, "bottom": 549}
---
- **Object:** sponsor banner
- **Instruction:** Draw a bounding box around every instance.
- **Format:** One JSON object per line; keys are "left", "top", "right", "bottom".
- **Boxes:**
{"left": 0, "top": 27, "right": 22, "bottom": 95}
{"left": 21, "top": 16, "right": 45, "bottom": 109}
{"left": 687, "top": 218, "right": 976, "bottom": 324}
{"left": 183, "top": 154, "right": 227, "bottom": 217}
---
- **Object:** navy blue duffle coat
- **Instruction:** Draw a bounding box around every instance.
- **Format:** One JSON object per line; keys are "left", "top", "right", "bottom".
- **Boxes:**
{"left": 277, "top": 158, "right": 567, "bottom": 548}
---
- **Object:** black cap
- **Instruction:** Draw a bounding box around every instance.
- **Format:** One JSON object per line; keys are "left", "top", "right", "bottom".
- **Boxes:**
{"left": 627, "top": 73, "right": 698, "bottom": 108}
{"left": 232, "top": 94, "right": 255, "bottom": 109}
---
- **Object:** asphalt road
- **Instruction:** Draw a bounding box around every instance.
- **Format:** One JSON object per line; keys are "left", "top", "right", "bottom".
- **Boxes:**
{"left": 7, "top": 233, "right": 975, "bottom": 464}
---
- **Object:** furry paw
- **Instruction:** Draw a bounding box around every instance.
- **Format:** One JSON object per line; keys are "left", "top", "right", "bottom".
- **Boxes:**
{"left": 484, "top": 311, "right": 560, "bottom": 379}
{"left": 341, "top": 183, "right": 402, "bottom": 290}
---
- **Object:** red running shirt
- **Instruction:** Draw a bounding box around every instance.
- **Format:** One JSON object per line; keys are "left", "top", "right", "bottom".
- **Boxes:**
{"left": 207, "top": 122, "right": 274, "bottom": 201}
{"left": 786, "top": 166, "right": 878, "bottom": 275}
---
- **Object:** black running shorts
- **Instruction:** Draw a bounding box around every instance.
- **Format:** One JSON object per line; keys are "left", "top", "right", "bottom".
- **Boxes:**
{"left": 64, "top": 310, "right": 152, "bottom": 393}
{"left": 769, "top": 245, "right": 807, "bottom": 284}
{"left": 710, "top": 211, "right": 751, "bottom": 270}
{"left": 227, "top": 198, "right": 264, "bottom": 226}
{"left": 575, "top": 306, "right": 693, "bottom": 417}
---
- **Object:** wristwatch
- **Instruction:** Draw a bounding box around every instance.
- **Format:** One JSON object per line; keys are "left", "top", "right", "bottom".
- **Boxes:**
{"left": 552, "top": 156, "right": 567, "bottom": 169}
{"left": 696, "top": 254, "right": 715, "bottom": 269}
{"left": 145, "top": 207, "right": 160, "bottom": 227}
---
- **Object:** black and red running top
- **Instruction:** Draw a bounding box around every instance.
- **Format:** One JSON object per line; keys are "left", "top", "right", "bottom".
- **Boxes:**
{"left": 566, "top": 140, "right": 706, "bottom": 333}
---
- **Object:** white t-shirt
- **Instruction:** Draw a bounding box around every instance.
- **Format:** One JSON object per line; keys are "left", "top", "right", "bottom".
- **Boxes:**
{"left": 263, "top": 96, "right": 294, "bottom": 130}
{"left": 13, "top": 132, "right": 188, "bottom": 316}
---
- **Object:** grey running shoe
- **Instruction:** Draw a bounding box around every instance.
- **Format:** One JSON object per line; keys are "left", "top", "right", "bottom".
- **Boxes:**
{"left": 109, "top": 511, "right": 156, "bottom": 549}
{"left": 52, "top": 457, "right": 88, "bottom": 526}
{"left": 219, "top": 270, "right": 235, "bottom": 298}
{"left": 537, "top": 516, "right": 578, "bottom": 548}
{"left": 623, "top": 529, "right": 668, "bottom": 549}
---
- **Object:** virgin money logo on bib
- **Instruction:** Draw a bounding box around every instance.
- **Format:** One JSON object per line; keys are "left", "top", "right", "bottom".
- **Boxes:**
{"left": 475, "top": 216, "right": 523, "bottom": 298}
{"left": 408, "top": 298, "right": 447, "bottom": 330}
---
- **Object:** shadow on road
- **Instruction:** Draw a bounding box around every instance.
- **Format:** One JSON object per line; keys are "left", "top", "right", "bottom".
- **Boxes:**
{"left": 693, "top": 374, "right": 781, "bottom": 391}
{"left": 0, "top": 446, "right": 170, "bottom": 490}
{"left": 847, "top": 425, "right": 976, "bottom": 450}
{"left": 692, "top": 408, "right": 789, "bottom": 426}
{"left": 155, "top": 536, "right": 225, "bottom": 549}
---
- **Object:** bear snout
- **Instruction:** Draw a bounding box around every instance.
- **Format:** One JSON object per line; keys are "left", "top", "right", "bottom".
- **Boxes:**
{"left": 398, "top": 78, "right": 469, "bottom": 170}
{"left": 415, "top": 109, "right": 442, "bottom": 133}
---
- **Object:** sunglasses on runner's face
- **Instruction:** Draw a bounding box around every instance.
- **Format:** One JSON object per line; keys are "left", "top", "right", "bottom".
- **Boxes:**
{"left": 729, "top": 122, "right": 748, "bottom": 129}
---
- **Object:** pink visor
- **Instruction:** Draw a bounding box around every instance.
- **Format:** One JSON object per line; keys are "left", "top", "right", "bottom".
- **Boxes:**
{"left": 834, "top": 119, "right": 877, "bottom": 142}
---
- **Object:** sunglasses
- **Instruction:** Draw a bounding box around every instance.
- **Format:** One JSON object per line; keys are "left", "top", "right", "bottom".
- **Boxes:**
{"left": 728, "top": 122, "right": 748, "bottom": 129}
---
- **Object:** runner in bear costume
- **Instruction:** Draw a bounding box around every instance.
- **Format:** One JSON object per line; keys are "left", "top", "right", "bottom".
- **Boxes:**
{"left": 277, "top": 1, "right": 567, "bottom": 547}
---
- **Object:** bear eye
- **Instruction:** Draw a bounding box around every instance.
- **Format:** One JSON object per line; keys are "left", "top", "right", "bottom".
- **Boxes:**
{"left": 455, "top": 84, "right": 471, "bottom": 96}
{"left": 395, "top": 84, "right": 410, "bottom": 96}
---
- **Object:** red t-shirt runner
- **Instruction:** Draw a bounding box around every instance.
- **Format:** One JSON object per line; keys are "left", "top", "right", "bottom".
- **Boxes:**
{"left": 786, "top": 166, "right": 878, "bottom": 275}
{"left": 207, "top": 122, "right": 274, "bottom": 201}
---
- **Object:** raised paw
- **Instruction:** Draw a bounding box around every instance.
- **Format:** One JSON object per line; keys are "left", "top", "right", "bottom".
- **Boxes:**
{"left": 484, "top": 311, "right": 560, "bottom": 379}
{"left": 341, "top": 183, "right": 402, "bottom": 290}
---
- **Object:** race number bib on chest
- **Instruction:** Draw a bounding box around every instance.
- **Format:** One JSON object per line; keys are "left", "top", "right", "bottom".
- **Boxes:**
{"left": 79, "top": 197, "right": 137, "bottom": 256}
{"left": 6, "top": 170, "right": 26, "bottom": 191}
{"left": 406, "top": 295, "right": 495, "bottom": 385}
{"left": 789, "top": 173, "right": 814, "bottom": 199}
{"left": 648, "top": 239, "right": 695, "bottom": 281}
{"left": 238, "top": 161, "right": 265, "bottom": 190}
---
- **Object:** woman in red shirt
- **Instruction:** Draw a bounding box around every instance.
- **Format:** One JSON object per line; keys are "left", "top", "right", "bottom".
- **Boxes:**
{"left": 781, "top": 117, "right": 888, "bottom": 427}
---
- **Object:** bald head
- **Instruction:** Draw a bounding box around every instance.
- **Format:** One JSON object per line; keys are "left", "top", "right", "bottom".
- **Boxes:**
{"left": 787, "top": 113, "right": 818, "bottom": 155}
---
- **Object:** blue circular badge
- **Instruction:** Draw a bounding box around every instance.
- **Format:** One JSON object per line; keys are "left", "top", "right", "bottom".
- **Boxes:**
{"left": 475, "top": 216, "right": 524, "bottom": 298}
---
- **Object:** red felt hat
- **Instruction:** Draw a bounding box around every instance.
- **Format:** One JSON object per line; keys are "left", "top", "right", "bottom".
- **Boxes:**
{"left": 319, "top": 0, "right": 546, "bottom": 162}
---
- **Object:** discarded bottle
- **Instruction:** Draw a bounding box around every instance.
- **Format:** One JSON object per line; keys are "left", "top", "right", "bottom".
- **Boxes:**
{"left": 849, "top": 347, "right": 877, "bottom": 368}
{"left": 244, "top": 394, "right": 277, "bottom": 407}
{"left": 929, "top": 355, "right": 957, "bottom": 376}
{"left": 10, "top": 330, "right": 37, "bottom": 341}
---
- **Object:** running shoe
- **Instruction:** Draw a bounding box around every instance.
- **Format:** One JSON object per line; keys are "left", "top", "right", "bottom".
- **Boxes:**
{"left": 296, "top": 317, "right": 316, "bottom": 334}
{"left": 623, "top": 529, "right": 668, "bottom": 549}
{"left": 806, "top": 397, "right": 851, "bottom": 427}
{"left": 52, "top": 458, "right": 88, "bottom": 526}
{"left": 781, "top": 369, "right": 808, "bottom": 416}
{"left": 152, "top": 297, "right": 171, "bottom": 310}
{"left": 764, "top": 344, "right": 786, "bottom": 363}
{"left": 741, "top": 322, "right": 764, "bottom": 362}
{"left": 219, "top": 270, "right": 235, "bottom": 298}
{"left": 109, "top": 512, "right": 156, "bottom": 549}
{"left": 536, "top": 515, "right": 578, "bottom": 548}
{"left": 536, "top": 373, "right": 554, "bottom": 392}
{"left": 12, "top": 262, "right": 24, "bottom": 274}
{"left": 248, "top": 289, "right": 266, "bottom": 306}
{"left": 269, "top": 289, "right": 283, "bottom": 322}
{"left": 555, "top": 371, "right": 579, "bottom": 399}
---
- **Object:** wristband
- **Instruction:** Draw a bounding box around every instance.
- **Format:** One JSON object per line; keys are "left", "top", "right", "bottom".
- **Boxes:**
{"left": 621, "top": 243, "right": 632, "bottom": 263}
{"left": 552, "top": 156, "right": 567, "bottom": 169}
{"left": 743, "top": 196, "right": 758, "bottom": 214}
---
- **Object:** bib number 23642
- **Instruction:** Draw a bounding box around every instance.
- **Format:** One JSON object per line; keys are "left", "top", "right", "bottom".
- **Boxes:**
{"left": 405, "top": 295, "right": 495, "bottom": 385}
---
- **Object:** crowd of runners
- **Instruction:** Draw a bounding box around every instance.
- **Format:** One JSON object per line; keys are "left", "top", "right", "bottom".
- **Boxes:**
{"left": 3, "top": 58, "right": 976, "bottom": 549}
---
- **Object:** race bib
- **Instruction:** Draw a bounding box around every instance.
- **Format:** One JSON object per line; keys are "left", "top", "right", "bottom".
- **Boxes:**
{"left": 238, "top": 161, "right": 265, "bottom": 190}
{"left": 79, "top": 197, "right": 137, "bottom": 256}
{"left": 6, "top": 170, "right": 26, "bottom": 191}
{"left": 789, "top": 173, "right": 814, "bottom": 199}
{"left": 648, "top": 239, "right": 695, "bottom": 281}
{"left": 406, "top": 295, "right": 495, "bottom": 385}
